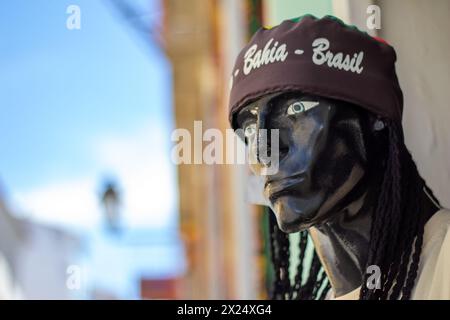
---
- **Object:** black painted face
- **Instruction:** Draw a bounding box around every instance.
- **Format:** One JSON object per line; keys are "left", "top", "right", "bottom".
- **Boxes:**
{"left": 236, "top": 92, "right": 378, "bottom": 233}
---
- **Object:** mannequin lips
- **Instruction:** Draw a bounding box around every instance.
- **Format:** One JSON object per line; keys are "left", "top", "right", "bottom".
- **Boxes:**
{"left": 265, "top": 173, "right": 306, "bottom": 202}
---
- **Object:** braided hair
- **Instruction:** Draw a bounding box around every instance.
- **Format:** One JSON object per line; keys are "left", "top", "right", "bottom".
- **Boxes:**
{"left": 268, "top": 119, "right": 441, "bottom": 300}
{"left": 269, "top": 212, "right": 330, "bottom": 300}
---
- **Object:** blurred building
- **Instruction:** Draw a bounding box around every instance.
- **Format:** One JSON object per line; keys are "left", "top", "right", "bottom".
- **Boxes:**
{"left": 1, "top": 178, "right": 186, "bottom": 300}
{"left": 0, "top": 192, "right": 22, "bottom": 299}
{"left": 85, "top": 225, "right": 185, "bottom": 299}
{"left": 140, "top": 277, "right": 181, "bottom": 299}
{"left": 162, "top": 0, "right": 265, "bottom": 299}
{"left": 0, "top": 189, "right": 82, "bottom": 299}
{"left": 81, "top": 180, "right": 185, "bottom": 299}
{"left": 14, "top": 221, "right": 81, "bottom": 299}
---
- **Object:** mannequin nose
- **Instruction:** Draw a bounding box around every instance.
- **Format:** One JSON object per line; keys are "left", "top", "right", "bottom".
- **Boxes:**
{"left": 245, "top": 107, "right": 271, "bottom": 175}
{"left": 256, "top": 106, "right": 271, "bottom": 165}
{"left": 255, "top": 112, "right": 289, "bottom": 165}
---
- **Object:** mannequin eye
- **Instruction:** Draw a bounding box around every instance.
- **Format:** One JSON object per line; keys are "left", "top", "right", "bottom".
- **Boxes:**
{"left": 286, "top": 101, "right": 319, "bottom": 115}
{"left": 287, "top": 102, "right": 304, "bottom": 115}
{"left": 244, "top": 123, "right": 256, "bottom": 138}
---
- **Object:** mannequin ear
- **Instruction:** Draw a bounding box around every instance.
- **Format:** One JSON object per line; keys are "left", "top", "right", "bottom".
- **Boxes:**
{"left": 366, "top": 113, "right": 386, "bottom": 133}
{"left": 373, "top": 119, "right": 385, "bottom": 131}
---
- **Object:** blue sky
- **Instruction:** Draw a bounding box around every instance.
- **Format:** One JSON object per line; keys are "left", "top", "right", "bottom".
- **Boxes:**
{"left": 0, "top": 0, "right": 178, "bottom": 231}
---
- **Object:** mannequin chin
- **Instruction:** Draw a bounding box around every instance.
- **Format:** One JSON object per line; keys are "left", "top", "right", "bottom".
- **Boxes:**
{"left": 270, "top": 193, "right": 324, "bottom": 232}
{"left": 268, "top": 162, "right": 366, "bottom": 233}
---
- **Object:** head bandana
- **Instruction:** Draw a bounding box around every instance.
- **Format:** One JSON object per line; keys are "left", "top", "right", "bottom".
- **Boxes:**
{"left": 228, "top": 15, "right": 403, "bottom": 129}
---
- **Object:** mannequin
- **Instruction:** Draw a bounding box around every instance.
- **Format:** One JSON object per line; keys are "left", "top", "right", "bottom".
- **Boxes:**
{"left": 235, "top": 91, "right": 440, "bottom": 298}
{"left": 228, "top": 14, "right": 447, "bottom": 300}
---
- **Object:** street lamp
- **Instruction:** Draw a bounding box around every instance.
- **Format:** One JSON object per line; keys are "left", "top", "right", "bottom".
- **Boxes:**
{"left": 101, "top": 181, "right": 121, "bottom": 233}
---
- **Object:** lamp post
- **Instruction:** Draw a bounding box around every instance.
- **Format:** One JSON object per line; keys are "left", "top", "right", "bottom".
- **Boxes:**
{"left": 101, "top": 181, "right": 121, "bottom": 233}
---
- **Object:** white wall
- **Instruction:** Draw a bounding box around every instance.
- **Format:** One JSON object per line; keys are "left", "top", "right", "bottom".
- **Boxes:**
{"left": 377, "top": 0, "right": 450, "bottom": 207}
{"left": 15, "top": 221, "right": 81, "bottom": 299}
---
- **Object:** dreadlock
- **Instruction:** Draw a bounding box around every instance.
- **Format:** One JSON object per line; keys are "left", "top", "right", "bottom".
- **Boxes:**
{"left": 359, "top": 119, "right": 440, "bottom": 299}
{"left": 268, "top": 119, "right": 441, "bottom": 300}
{"left": 269, "top": 211, "right": 330, "bottom": 300}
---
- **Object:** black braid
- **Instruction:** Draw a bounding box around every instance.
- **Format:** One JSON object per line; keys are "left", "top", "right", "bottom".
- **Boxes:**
{"left": 360, "top": 120, "right": 438, "bottom": 300}
{"left": 388, "top": 150, "right": 424, "bottom": 299}
{"left": 290, "top": 230, "right": 308, "bottom": 299}
{"left": 269, "top": 212, "right": 330, "bottom": 300}
{"left": 269, "top": 212, "right": 291, "bottom": 299}
{"left": 360, "top": 120, "right": 403, "bottom": 299}
{"left": 401, "top": 226, "right": 424, "bottom": 299}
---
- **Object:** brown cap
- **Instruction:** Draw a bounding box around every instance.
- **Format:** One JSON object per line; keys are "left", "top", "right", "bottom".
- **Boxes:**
{"left": 228, "top": 15, "right": 403, "bottom": 129}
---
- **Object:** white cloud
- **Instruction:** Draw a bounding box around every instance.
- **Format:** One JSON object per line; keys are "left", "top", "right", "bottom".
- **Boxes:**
{"left": 12, "top": 121, "right": 178, "bottom": 230}
{"left": 13, "top": 177, "right": 101, "bottom": 228}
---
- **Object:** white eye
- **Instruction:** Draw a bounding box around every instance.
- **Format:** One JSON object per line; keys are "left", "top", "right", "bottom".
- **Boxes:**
{"left": 244, "top": 124, "right": 256, "bottom": 138}
{"left": 287, "top": 101, "right": 319, "bottom": 115}
{"left": 287, "top": 102, "right": 304, "bottom": 115}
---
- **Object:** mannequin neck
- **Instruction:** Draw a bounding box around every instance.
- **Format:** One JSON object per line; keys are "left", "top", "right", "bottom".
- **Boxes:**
{"left": 308, "top": 185, "right": 373, "bottom": 297}
{"left": 308, "top": 177, "right": 440, "bottom": 298}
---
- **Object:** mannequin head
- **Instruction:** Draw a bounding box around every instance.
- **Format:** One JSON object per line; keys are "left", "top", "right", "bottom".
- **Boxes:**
{"left": 236, "top": 91, "right": 386, "bottom": 232}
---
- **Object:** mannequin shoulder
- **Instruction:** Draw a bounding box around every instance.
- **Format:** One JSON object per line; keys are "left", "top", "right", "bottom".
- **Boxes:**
{"left": 435, "top": 208, "right": 450, "bottom": 221}
{"left": 413, "top": 208, "right": 450, "bottom": 299}
{"left": 422, "top": 208, "right": 450, "bottom": 256}
{"left": 424, "top": 208, "right": 450, "bottom": 240}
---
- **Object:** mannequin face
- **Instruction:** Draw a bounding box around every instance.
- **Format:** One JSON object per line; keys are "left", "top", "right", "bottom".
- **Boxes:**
{"left": 236, "top": 92, "right": 378, "bottom": 232}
